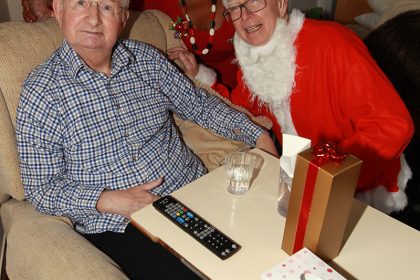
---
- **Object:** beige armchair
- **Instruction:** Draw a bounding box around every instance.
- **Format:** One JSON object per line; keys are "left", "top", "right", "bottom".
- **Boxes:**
{"left": 0, "top": 10, "right": 270, "bottom": 279}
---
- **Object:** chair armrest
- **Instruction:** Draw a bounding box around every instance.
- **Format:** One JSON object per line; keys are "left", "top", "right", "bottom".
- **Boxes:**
{"left": 3, "top": 200, "right": 129, "bottom": 280}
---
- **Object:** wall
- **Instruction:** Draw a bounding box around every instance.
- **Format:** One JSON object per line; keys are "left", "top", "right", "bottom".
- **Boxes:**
{"left": 2, "top": 0, "right": 23, "bottom": 22}
{"left": 289, "top": 0, "right": 318, "bottom": 11}
{"left": 0, "top": 0, "right": 11, "bottom": 22}
{"left": 289, "top": 0, "right": 336, "bottom": 19}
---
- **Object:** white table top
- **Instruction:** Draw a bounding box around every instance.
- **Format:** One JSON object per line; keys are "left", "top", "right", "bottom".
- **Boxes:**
{"left": 131, "top": 149, "right": 420, "bottom": 280}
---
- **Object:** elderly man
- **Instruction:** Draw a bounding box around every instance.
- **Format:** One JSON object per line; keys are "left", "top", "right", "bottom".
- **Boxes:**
{"left": 15, "top": 0, "right": 277, "bottom": 278}
{"left": 174, "top": 0, "right": 414, "bottom": 215}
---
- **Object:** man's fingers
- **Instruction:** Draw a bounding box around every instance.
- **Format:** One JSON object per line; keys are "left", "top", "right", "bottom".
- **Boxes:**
{"left": 142, "top": 177, "right": 164, "bottom": 190}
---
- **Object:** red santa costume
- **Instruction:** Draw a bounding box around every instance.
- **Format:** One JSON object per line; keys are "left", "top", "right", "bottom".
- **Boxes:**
{"left": 207, "top": 9, "right": 414, "bottom": 214}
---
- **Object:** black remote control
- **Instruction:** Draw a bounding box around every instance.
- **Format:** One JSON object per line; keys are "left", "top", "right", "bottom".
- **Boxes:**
{"left": 153, "top": 195, "right": 241, "bottom": 260}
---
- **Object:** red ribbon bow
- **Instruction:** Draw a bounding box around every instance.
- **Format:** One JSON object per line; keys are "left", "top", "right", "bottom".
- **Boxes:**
{"left": 312, "top": 142, "right": 347, "bottom": 163}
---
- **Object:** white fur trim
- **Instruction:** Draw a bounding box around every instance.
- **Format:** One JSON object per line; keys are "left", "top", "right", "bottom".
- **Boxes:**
{"left": 194, "top": 64, "right": 217, "bottom": 86}
{"left": 234, "top": 9, "right": 305, "bottom": 135}
{"left": 356, "top": 154, "right": 412, "bottom": 214}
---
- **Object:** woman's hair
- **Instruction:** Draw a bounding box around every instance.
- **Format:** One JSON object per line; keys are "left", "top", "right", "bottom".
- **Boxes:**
{"left": 364, "top": 10, "right": 420, "bottom": 110}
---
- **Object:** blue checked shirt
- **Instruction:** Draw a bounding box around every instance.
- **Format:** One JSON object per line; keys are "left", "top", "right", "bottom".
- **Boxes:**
{"left": 16, "top": 39, "right": 264, "bottom": 234}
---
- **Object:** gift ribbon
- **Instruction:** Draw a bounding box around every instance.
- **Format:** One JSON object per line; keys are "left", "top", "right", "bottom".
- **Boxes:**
{"left": 293, "top": 143, "right": 347, "bottom": 253}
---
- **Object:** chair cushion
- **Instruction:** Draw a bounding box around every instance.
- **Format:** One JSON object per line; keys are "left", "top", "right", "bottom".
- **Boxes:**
{"left": 0, "top": 19, "right": 62, "bottom": 201}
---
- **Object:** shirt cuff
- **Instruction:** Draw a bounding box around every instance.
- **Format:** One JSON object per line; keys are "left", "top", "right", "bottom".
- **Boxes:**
{"left": 230, "top": 118, "right": 265, "bottom": 146}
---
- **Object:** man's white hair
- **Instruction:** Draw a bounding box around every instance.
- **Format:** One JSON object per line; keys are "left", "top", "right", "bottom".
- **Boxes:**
{"left": 222, "top": 0, "right": 228, "bottom": 8}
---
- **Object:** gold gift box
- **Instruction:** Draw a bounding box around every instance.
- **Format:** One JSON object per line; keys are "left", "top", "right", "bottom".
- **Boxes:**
{"left": 281, "top": 148, "right": 362, "bottom": 261}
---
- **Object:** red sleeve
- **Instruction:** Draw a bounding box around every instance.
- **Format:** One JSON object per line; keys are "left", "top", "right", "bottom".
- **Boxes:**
{"left": 338, "top": 52, "right": 414, "bottom": 191}
{"left": 210, "top": 82, "right": 230, "bottom": 99}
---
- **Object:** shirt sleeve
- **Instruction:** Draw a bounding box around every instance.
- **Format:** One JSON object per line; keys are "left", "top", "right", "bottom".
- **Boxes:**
{"left": 16, "top": 84, "right": 103, "bottom": 220}
{"left": 156, "top": 53, "right": 265, "bottom": 146}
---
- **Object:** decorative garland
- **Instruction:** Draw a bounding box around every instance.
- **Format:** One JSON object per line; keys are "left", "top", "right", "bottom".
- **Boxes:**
{"left": 170, "top": 0, "right": 217, "bottom": 55}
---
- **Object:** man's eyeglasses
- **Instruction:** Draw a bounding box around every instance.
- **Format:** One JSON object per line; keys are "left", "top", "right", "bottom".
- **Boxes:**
{"left": 69, "top": 0, "right": 125, "bottom": 16}
{"left": 223, "top": 0, "right": 267, "bottom": 22}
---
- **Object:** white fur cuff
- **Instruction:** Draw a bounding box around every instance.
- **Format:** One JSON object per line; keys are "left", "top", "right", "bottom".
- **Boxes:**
{"left": 356, "top": 154, "right": 412, "bottom": 214}
{"left": 194, "top": 64, "right": 217, "bottom": 86}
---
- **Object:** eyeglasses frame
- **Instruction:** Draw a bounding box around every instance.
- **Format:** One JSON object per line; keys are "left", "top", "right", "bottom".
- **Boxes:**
{"left": 223, "top": 0, "right": 268, "bottom": 22}
{"left": 68, "top": 0, "right": 126, "bottom": 16}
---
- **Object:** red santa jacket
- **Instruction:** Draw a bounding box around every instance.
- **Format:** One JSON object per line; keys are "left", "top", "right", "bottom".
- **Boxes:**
{"left": 214, "top": 15, "right": 414, "bottom": 213}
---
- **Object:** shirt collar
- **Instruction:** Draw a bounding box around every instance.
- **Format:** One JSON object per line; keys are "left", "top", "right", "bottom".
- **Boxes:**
{"left": 58, "top": 39, "right": 135, "bottom": 79}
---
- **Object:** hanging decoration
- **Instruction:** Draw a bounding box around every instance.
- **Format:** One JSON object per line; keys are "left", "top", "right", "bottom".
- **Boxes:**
{"left": 169, "top": 0, "right": 217, "bottom": 55}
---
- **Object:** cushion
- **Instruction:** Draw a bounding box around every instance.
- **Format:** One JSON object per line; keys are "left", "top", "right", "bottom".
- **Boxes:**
{"left": 175, "top": 116, "right": 250, "bottom": 171}
{"left": 354, "top": 12, "right": 382, "bottom": 30}
{"left": 376, "top": 0, "right": 420, "bottom": 27}
{"left": 0, "top": 90, "right": 23, "bottom": 202}
{"left": 3, "top": 200, "right": 129, "bottom": 280}
{"left": 176, "top": 79, "right": 272, "bottom": 171}
{"left": 0, "top": 19, "right": 62, "bottom": 201}
{"left": 121, "top": 10, "right": 168, "bottom": 52}
{"left": 367, "top": 0, "right": 399, "bottom": 15}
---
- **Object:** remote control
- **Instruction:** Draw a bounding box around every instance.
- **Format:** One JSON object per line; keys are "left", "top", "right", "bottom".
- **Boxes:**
{"left": 153, "top": 195, "right": 241, "bottom": 260}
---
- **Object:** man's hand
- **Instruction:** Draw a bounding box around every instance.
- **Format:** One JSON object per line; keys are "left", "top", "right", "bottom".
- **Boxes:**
{"left": 96, "top": 178, "right": 163, "bottom": 218}
{"left": 256, "top": 132, "right": 279, "bottom": 157}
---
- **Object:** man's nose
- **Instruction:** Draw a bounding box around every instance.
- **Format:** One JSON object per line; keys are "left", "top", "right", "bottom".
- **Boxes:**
{"left": 85, "top": 2, "right": 101, "bottom": 25}
{"left": 240, "top": 6, "right": 252, "bottom": 20}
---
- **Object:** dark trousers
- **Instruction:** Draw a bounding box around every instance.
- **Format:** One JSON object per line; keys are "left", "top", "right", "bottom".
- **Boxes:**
{"left": 83, "top": 223, "right": 202, "bottom": 280}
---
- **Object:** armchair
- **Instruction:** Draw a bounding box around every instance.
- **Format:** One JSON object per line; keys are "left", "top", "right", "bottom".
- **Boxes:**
{"left": 0, "top": 10, "right": 270, "bottom": 279}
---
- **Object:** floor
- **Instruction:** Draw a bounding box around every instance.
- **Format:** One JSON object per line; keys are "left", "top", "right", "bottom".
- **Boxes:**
{"left": 390, "top": 136, "right": 420, "bottom": 231}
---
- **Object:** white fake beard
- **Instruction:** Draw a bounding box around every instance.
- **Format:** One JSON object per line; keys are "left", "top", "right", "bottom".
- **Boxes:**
{"left": 233, "top": 10, "right": 304, "bottom": 135}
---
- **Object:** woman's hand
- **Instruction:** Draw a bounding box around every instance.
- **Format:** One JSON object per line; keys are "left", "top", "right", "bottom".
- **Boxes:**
{"left": 167, "top": 41, "right": 199, "bottom": 78}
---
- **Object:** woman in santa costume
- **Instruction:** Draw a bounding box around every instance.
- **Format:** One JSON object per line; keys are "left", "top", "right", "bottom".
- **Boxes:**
{"left": 174, "top": 0, "right": 414, "bottom": 214}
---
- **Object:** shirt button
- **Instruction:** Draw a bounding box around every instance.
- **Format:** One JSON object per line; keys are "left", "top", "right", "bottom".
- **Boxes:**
{"left": 123, "top": 218, "right": 130, "bottom": 223}
{"left": 132, "top": 155, "right": 138, "bottom": 161}
{"left": 125, "top": 132, "right": 129, "bottom": 137}
{"left": 115, "top": 104, "right": 120, "bottom": 109}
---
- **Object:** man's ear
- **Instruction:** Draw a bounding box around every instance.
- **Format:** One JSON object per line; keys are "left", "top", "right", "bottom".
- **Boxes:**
{"left": 52, "top": 0, "right": 63, "bottom": 26}
{"left": 122, "top": 9, "right": 129, "bottom": 28}
{"left": 277, "top": 0, "right": 288, "bottom": 18}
